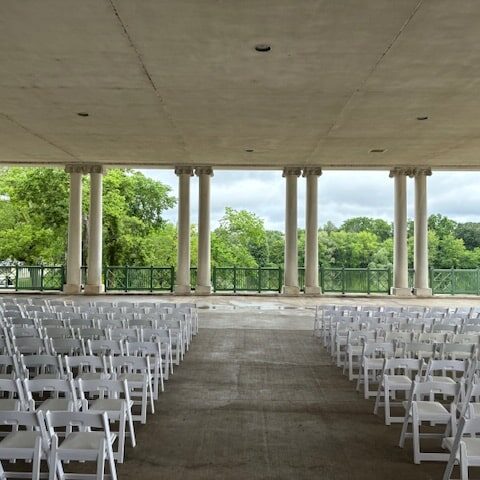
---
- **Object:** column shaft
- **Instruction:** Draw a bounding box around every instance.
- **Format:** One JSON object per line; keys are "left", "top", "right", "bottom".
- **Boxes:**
{"left": 414, "top": 168, "right": 432, "bottom": 296}
{"left": 175, "top": 167, "right": 193, "bottom": 294}
{"left": 283, "top": 168, "right": 301, "bottom": 294}
{"left": 195, "top": 167, "right": 213, "bottom": 294}
{"left": 85, "top": 168, "right": 104, "bottom": 294}
{"left": 390, "top": 168, "right": 411, "bottom": 296}
{"left": 64, "top": 167, "right": 83, "bottom": 294}
{"left": 304, "top": 168, "right": 322, "bottom": 295}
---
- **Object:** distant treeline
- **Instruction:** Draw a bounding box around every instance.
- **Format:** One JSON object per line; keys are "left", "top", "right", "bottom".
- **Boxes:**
{"left": 1, "top": 167, "right": 479, "bottom": 269}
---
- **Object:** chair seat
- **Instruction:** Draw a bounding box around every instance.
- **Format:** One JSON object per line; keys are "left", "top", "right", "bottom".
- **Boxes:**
{"left": 429, "top": 375, "right": 456, "bottom": 384}
{"left": 385, "top": 375, "right": 411, "bottom": 385}
{"left": 0, "top": 399, "right": 20, "bottom": 411}
{"left": 90, "top": 398, "right": 132, "bottom": 412}
{"left": 37, "top": 398, "right": 74, "bottom": 412}
{"left": 76, "top": 372, "right": 109, "bottom": 381}
{"left": 0, "top": 431, "right": 40, "bottom": 449}
{"left": 118, "top": 373, "right": 148, "bottom": 383}
{"left": 443, "top": 437, "right": 480, "bottom": 459}
{"left": 59, "top": 432, "right": 116, "bottom": 451}
{"left": 403, "top": 400, "right": 450, "bottom": 418}
{"left": 365, "top": 359, "right": 384, "bottom": 369}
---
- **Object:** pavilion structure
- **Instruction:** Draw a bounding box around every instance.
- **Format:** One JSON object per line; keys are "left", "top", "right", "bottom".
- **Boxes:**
{"left": 1, "top": 1, "right": 478, "bottom": 296}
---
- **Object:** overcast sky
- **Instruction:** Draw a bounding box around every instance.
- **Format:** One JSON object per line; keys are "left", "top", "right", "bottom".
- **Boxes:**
{"left": 141, "top": 169, "right": 480, "bottom": 232}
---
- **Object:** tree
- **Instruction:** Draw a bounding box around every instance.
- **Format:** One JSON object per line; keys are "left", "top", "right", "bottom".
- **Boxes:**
{"left": 0, "top": 167, "right": 176, "bottom": 266}
{"left": 340, "top": 217, "right": 392, "bottom": 242}
{"left": 456, "top": 222, "right": 480, "bottom": 250}
{"left": 428, "top": 214, "right": 457, "bottom": 238}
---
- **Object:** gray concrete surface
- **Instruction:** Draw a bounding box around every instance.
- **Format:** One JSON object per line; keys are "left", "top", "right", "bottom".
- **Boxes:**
{"left": 117, "top": 326, "right": 446, "bottom": 480}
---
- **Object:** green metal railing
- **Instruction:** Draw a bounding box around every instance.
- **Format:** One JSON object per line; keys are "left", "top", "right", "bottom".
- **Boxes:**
{"left": 104, "top": 266, "right": 174, "bottom": 292}
{"left": 3, "top": 264, "right": 480, "bottom": 295}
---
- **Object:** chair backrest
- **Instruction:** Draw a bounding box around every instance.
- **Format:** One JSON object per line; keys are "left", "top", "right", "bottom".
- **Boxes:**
{"left": 425, "top": 359, "right": 467, "bottom": 378}
{"left": 87, "top": 339, "right": 124, "bottom": 356}
{"left": 0, "top": 378, "right": 27, "bottom": 407}
{"left": 44, "top": 410, "right": 110, "bottom": 437}
{"left": 64, "top": 355, "right": 107, "bottom": 377}
{"left": 19, "top": 354, "right": 62, "bottom": 379}
{"left": 410, "top": 379, "right": 459, "bottom": 400}
{"left": 77, "top": 378, "right": 130, "bottom": 404}
{"left": 49, "top": 337, "right": 86, "bottom": 356}
{"left": 0, "top": 410, "right": 40, "bottom": 430}
{"left": 383, "top": 357, "right": 424, "bottom": 375}
{"left": 125, "top": 340, "right": 161, "bottom": 357}
{"left": 363, "top": 342, "right": 395, "bottom": 357}
{"left": 24, "top": 377, "right": 78, "bottom": 407}
{"left": 13, "top": 336, "right": 49, "bottom": 354}
{"left": 108, "top": 354, "right": 151, "bottom": 374}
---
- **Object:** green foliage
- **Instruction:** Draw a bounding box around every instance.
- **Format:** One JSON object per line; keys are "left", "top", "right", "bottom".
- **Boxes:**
{"left": 341, "top": 217, "right": 392, "bottom": 242}
{"left": 456, "top": 222, "right": 480, "bottom": 250}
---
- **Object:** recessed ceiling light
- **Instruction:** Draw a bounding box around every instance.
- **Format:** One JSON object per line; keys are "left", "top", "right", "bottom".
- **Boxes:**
{"left": 416, "top": 116, "right": 429, "bottom": 121}
{"left": 369, "top": 148, "right": 386, "bottom": 153}
{"left": 245, "top": 149, "right": 254, "bottom": 153}
{"left": 77, "top": 112, "right": 89, "bottom": 117}
{"left": 254, "top": 44, "right": 271, "bottom": 52}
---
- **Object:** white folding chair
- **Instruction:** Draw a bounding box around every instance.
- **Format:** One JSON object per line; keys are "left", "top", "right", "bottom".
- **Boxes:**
{"left": 0, "top": 411, "right": 47, "bottom": 480}
{"left": 0, "top": 378, "right": 27, "bottom": 413}
{"left": 374, "top": 358, "right": 424, "bottom": 425}
{"left": 77, "top": 378, "right": 136, "bottom": 464}
{"left": 442, "top": 415, "right": 480, "bottom": 480}
{"left": 24, "top": 377, "right": 80, "bottom": 413}
{"left": 43, "top": 410, "right": 118, "bottom": 480}
{"left": 108, "top": 355, "right": 154, "bottom": 424}
{"left": 399, "top": 380, "right": 459, "bottom": 463}
{"left": 65, "top": 355, "right": 110, "bottom": 381}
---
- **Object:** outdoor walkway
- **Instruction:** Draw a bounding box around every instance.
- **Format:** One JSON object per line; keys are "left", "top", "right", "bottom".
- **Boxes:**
{"left": 117, "top": 310, "right": 446, "bottom": 479}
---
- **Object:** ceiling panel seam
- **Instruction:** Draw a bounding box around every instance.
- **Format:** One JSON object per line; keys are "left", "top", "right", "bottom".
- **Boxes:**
{"left": 0, "top": 113, "right": 79, "bottom": 161}
{"left": 304, "top": 0, "right": 424, "bottom": 165}
{"left": 106, "top": 0, "right": 192, "bottom": 161}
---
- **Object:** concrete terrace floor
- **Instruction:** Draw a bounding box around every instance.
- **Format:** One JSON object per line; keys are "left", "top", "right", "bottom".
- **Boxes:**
{"left": 5, "top": 294, "right": 480, "bottom": 479}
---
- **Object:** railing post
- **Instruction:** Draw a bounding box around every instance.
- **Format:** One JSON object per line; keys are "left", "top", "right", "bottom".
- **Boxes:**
{"left": 150, "top": 265, "right": 154, "bottom": 293}
{"left": 212, "top": 266, "right": 217, "bottom": 292}
{"left": 477, "top": 268, "right": 480, "bottom": 296}
{"left": 366, "top": 266, "right": 371, "bottom": 295}
{"left": 429, "top": 267, "right": 434, "bottom": 295}
{"left": 258, "top": 266, "right": 262, "bottom": 293}
{"left": 170, "top": 266, "right": 175, "bottom": 292}
{"left": 451, "top": 267, "right": 455, "bottom": 295}
{"left": 320, "top": 266, "right": 324, "bottom": 293}
{"left": 387, "top": 266, "right": 392, "bottom": 294}
{"left": 233, "top": 266, "right": 237, "bottom": 293}
{"left": 40, "top": 265, "right": 44, "bottom": 292}
{"left": 124, "top": 265, "right": 129, "bottom": 292}
{"left": 278, "top": 267, "right": 282, "bottom": 293}
{"left": 342, "top": 267, "right": 346, "bottom": 294}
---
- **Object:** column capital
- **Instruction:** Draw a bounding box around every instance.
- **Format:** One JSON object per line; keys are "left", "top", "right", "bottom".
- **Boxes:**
{"left": 195, "top": 166, "right": 214, "bottom": 177}
{"left": 411, "top": 167, "right": 432, "bottom": 177}
{"left": 175, "top": 166, "right": 194, "bottom": 176}
{"left": 302, "top": 167, "right": 323, "bottom": 177}
{"left": 282, "top": 167, "right": 302, "bottom": 177}
{"left": 389, "top": 167, "right": 414, "bottom": 178}
{"left": 65, "top": 164, "right": 84, "bottom": 174}
{"left": 82, "top": 164, "right": 104, "bottom": 175}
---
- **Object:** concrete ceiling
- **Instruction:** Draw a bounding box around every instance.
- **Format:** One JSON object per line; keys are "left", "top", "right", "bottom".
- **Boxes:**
{"left": 1, "top": 0, "right": 480, "bottom": 170}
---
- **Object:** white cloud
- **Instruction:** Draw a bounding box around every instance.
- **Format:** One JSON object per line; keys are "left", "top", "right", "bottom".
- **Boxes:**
{"left": 141, "top": 169, "right": 480, "bottom": 231}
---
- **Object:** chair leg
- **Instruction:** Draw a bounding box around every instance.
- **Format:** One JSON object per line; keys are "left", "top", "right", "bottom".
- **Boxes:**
{"left": 442, "top": 450, "right": 457, "bottom": 480}
{"left": 117, "top": 412, "right": 125, "bottom": 463}
{"left": 107, "top": 437, "right": 118, "bottom": 480}
{"left": 373, "top": 383, "right": 382, "bottom": 415}
{"left": 412, "top": 410, "right": 421, "bottom": 464}
{"left": 32, "top": 437, "right": 42, "bottom": 480}
{"left": 385, "top": 387, "right": 392, "bottom": 425}
{"left": 49, "top": 435, "right": 58, "bottom": 480}
{"left": 364, "top": 370, "right": 369, "bottom": 399}
{"left": 127, "top": 405, "right": 136, "bottom": 448}
{"left": 97, "top": 439, "right": 106, "bottom": 480}
{"left": 148, "top": 380, "right": 155, "bottom": 414}
{"left": 399, "top": 413, "right": 410, "bottom": 448}
{"left": 460, "top": 443, "right": 469, "bottom": 480}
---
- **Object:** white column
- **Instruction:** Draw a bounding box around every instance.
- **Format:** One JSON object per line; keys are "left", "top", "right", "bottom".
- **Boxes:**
{"left": 413, "top": 167, "right": 432, "bottom": 296}
{"left": 195, "top": 166, "right": 213, "bottom": 295}
{"left": 283, "top": 167, "right": 301, "bottom": 295}
{"left": 303, "top": 167, "right": 322, "bottom": 295}
{"left": 390, "top": 167, "right": 412, "bottom": 296}
{"left": 84, "top": 165, "right": 105, "bottom": 294}
{"left": 174, "top": 166, "right": 193, "bottom": 294}
{"left": 63, "top": 165, "right": 83, "bottom": 294}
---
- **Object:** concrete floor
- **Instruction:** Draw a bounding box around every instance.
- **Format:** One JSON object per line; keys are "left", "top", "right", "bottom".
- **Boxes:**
{"left": 117, "top": 320, "right": 447, "bottom": 479}
{"left": 6, "top": 295, "right": 480, "bottom": 478}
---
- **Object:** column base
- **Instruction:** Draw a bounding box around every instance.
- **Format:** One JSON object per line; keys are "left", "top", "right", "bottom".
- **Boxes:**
{"left": 195, "top": 285, "right": 212, "bottom": 295}
{"left": 282, "top": 285, "right": 300, "bottom": 295}
{"left": 390, "top": 287, "right": 413, "bottom": 297}
{"left": 174, "top": 284, "right": 191, "bottom": 295}
{"left": 413, "top": 287, "right": 432, "bottom": 297}
{"left": 304, "top": 286, "right": 322, "bottom": 295}
{"left": 63, "top": 284, "right": 82, "bottom": 295}
{"left": 84, "top": 284, "right": 105, "bottom": 295}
